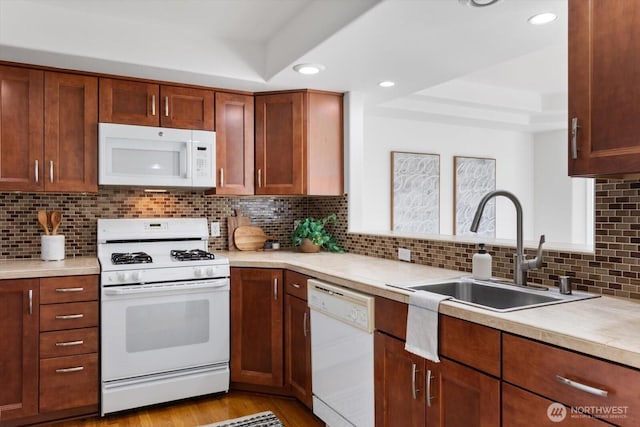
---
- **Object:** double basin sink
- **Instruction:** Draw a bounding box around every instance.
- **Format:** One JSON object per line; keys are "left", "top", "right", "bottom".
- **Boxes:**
{"left": 398, "top": 277, "right": 599, "bottom": 312}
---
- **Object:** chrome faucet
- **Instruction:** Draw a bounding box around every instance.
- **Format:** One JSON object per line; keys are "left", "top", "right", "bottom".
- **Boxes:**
{"left": 470, "top": 190, "right": 545, "bottom": 287}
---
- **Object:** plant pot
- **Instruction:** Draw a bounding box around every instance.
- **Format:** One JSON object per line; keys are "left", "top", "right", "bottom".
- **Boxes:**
{"left": 300, "top": 238, "right": 322, "bottom": 253}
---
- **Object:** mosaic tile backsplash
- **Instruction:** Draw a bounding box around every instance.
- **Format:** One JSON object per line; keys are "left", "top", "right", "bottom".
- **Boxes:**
{"left": 2, "top": 178, "right": 639, "bottom": 302}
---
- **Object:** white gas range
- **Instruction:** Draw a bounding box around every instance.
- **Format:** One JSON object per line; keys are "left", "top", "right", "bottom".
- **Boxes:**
{"left": 97, "top": 218, "right": 230, "bottom": 415}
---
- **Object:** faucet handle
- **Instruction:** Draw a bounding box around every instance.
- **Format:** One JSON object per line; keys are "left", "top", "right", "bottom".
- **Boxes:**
{"left": 523, "top": 234, "right": 545, "bottom": 271}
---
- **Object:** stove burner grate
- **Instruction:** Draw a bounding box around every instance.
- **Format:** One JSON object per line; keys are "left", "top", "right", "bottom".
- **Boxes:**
{"left": 111, "top": 252, "right": 153, "bottom": 265}
{"left": 170, "top": 249, "right": 216, "bottom": 261}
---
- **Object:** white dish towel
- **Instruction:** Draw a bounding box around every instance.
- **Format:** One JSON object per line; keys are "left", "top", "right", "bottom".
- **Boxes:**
{"left": 405, "top": 290, "right": 452, "bottom": 363}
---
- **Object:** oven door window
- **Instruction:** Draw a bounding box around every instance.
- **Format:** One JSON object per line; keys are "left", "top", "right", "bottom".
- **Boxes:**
{"left": 126, "top": 300, "right": 209, "bottom": 352}
{"left": 102, "top": 285, "right": 229, "bottom": 381}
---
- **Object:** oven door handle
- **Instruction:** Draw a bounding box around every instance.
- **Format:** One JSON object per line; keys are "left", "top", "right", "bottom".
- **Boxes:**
{"left": 104, "top": 280, "right": 229, "bottom": 296}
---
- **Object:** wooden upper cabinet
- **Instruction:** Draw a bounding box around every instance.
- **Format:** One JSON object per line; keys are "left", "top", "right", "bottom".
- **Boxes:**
{"left": 255, "top": 90, "right": 343, "bottom": 196}
{"left": 99, "top": 79, "right": 159, "bottom": 126}
{"left": 569, "top": 0, "right": 640, "bottom": 176}
{"left": 0, "top": 66, "right": 97, "bottom": 193}
{"left": 212, "top": 92, "right": 254, "bottom": 195}
{"left": 161, "top": 86, "right": 214, "bottom": 130}
{"left": 0, "top": 279, "right": 40, "bottom": 421}
{"left": 99, "top": 78, "right": 214, "bottom": 130}
{"left": 44, "top": 72, "right": 98, "bottom": 192}
{"left": 0, "top": 66, "right": 44, "bottom": 192}
{"left": 255, "top": 92, "right": 304, "bottom": 195}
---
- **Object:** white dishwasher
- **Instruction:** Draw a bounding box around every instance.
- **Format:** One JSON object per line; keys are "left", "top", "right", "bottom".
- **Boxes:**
{"left": 308, "top": 279, "right": 375, "bottom": 427}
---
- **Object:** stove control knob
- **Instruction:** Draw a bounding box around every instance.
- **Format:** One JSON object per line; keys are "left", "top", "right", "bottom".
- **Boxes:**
{"left": 194, "top": 267, "right": 204, "bottom": 277}
{"left": 131, "top": 271, "right": 142, "bottom": 282}
{"left": 206, "top": 267, "right": 216, "bottom": 276}
{"left": 117, "top": 272, "right": 129, "bottom": 282}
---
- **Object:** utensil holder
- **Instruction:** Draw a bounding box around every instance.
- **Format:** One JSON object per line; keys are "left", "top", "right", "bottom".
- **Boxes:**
{"left": 41, "top": 235, "right": 65, "bottom": 261}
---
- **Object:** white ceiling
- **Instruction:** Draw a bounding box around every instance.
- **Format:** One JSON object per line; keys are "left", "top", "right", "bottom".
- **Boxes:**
{"left": 0, "top": 0, "right": 568, "bottom": 132}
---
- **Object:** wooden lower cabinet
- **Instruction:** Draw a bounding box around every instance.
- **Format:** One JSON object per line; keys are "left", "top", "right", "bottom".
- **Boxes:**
{"left": 503, "top": 383, "right": 609, "bottom": 427}
{"left": 426, "top": 357, "right": 500, "bottom": 427}
{"left": 284, "top": 270, "right": 312, "bottom": 408}
{"left": 230, "top": 268, "right": 284, "bottom": 388}
{"left": 284, "top": 294, "right": 312, "bottom": 408}
{"left": 38, "top": 275, "right": 99, "bottom": 418}
{"left": 374, "top": 331, "right": 426, "bottom": 427}
{"left": 0, "top": 279, "right": 39, "bottom": 422}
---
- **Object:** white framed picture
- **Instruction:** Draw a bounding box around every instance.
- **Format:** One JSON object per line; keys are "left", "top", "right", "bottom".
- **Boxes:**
{"left": 454, "top": 156, "right": 496, "bottom": 237}
{"left": 391, "top": 151, "right": 440, "bottom": 234}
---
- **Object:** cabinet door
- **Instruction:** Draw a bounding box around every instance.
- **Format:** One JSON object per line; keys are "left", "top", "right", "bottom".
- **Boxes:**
{"left": 99, "top": 78, "right": 159, "bottom": 126}
{"left": 284, "top": 294, "right": 312, "bottom": 408}
{"left": 214, "top": 92, "right": 254, "bottom": 195}
{"left": 44, "top": 72, "right": 98, "bottom": 192}
{"left": 255, "top": 92, "right": 304, "bottom": 195}
{"left": 569, "top": 0, "right": 640, "bottom": 176}
{"left": 426, "top": 358, "right": 500, "bottom": 427}
{"left": 0, "top": 279, "right": 39, "bottom": 421}
{"left": 0, "top": 66, "right": 44, "bottom": 192}
{"left": 230, "top": 268, "right": 284, "bottom": 387}
{"left": 160, "top": 86, "right": 214, "bottom": 130}
{"left": 374, "top": 331, "right": 426, "bottom": 427}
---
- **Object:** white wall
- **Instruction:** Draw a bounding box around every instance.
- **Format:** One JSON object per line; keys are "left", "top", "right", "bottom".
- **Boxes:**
{"left": 358, "top": 112, "right": 536, "bottom": 241}
{"left": 533, "top": 130, "right": 594, "bottom": 246}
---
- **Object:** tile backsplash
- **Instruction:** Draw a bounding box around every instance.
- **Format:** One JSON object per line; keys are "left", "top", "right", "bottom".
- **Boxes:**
{"left": 2, "top": 178, "right": 639, "bottom": 302}
{"left": 309, "top": 179, "right": 640, "bottom": 302}
{"left": 0, "top": 188, "right": 308, "bottom": 258}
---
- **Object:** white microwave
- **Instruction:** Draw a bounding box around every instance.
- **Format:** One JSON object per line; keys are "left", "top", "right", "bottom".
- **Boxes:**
{"left": 99, "top": 123, "right": 216, "bottom": 188}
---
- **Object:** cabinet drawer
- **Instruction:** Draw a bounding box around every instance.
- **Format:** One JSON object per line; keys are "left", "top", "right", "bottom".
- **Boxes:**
{"left": 40, "top": 328, "right": 98, "bottom": 358}
{"left": 285, "top": 270, "right": 309, "bottom": 300}
{"left": 374, "top": 296, "right": 408, "bottom": 340}
{"left": 40, "top": 301, "right": 98, "bottom": 331}
{"left": 40, "top": 275, "right": 98, "bottom": 304}
{"left": 439, "top": 315, "right": 501, "bottom": 377}
{"left": 503, "top": 383, "right": 609, "bottom": 426}
{"left": 503, "top": 333, "right": 640, "bottom": 427}
{"left": 40, "top": 353, "right": 98, "bottom": 413}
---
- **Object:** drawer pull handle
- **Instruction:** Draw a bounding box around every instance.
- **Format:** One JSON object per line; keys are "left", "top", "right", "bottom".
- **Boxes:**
{"left": 55, "top": 287, "right": 84, "bottom": 293}
{"left": 55, "top": 314, "right": 84, "bottom": 320}
{"left": 273, "top": 278, "right": 278, "bottom": 300}
{"left": 556, "top": 375, "right": 608, "bottom": 397}
{"left": 56, "top": 340, "right": 84, "bottom": 347}
{"left": 56, "top": 366, "right": 84, "bottom": 374}
{"left": 290, "top": 283, "right": 301, "bottom": 289}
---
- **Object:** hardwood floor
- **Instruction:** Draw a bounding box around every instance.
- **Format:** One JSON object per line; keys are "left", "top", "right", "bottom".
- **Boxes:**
{"left": 51, "top": 391, "right": 324, "bottom": 427}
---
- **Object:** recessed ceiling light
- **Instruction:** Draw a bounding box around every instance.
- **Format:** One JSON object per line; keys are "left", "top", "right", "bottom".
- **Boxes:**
{"left": 379, "top": 81, "right": 395, "bottom": 88}
{"left": 293, "top": 63, "right": 325, "bottom": 75}
{"left": 528, "top": 12, "right": 557, "bottom": 25}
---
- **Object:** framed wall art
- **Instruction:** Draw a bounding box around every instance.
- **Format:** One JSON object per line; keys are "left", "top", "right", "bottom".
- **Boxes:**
{"left": 454, "top": 156, "right": 496, "bottom": 237}
{"left": 391, "top": 151, "right": 440, "bottom": 233}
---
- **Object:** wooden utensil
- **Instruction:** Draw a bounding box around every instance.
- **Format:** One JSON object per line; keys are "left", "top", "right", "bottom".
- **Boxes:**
{"left": 37, "top": 210, "right": 50, "bottom": 235}
{"left": 50, "top": 211, "right": 62, "bottom": 235}
{"left": 234, "top": 226, "right": 272, "bottom": 251}
{"left": 227, "top": 209, "right": 251, "bottom": 250}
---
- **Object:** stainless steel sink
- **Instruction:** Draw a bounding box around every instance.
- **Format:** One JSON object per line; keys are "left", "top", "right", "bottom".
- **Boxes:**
{"left": 400, "top": 277, "right": 599, "bottom": 312}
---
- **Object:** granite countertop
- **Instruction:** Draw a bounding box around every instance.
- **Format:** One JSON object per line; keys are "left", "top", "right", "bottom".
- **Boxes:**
{"left": 224, "top": 250, "right": 640, "bottom": 369}
{"left": 0, "top": 256, "right": 100, "bottom": 279}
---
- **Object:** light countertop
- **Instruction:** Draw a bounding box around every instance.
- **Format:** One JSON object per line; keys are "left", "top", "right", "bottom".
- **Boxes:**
{"left": 224, "top": 250, "right": 640, "bottom": 369}
{"left": 1, "top": 251, "right": 638, "bottom": 369}
{"left": 0, "top": 256, "right": 100, "bottom": 279}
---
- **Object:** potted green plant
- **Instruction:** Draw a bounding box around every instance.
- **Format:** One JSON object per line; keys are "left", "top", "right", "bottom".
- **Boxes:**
{"left": 292, "top": 214, "right": 344, "bottom": 253}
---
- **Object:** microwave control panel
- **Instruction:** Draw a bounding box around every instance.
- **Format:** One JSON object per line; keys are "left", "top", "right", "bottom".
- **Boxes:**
{"left": 191, "top": 130, "right": 216, "bottom": 187}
